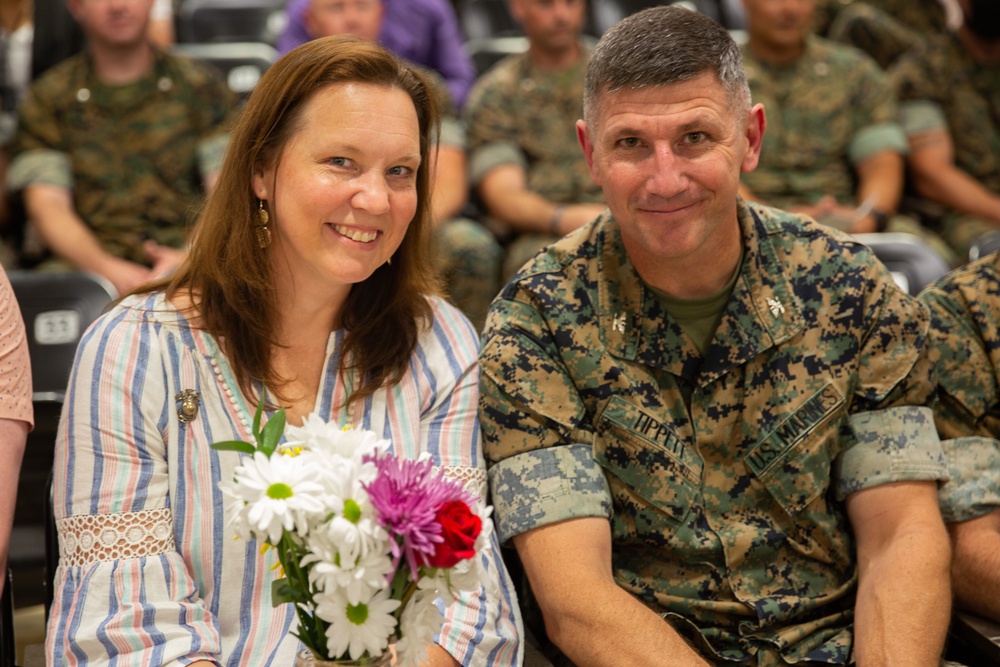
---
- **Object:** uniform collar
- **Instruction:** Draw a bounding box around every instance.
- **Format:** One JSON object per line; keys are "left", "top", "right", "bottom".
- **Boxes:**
{"left": 597, "top": 199, "right": 804, "bottom": 386}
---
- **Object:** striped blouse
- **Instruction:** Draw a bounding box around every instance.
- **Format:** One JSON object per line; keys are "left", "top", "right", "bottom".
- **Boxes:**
{"left": 46, "top": 292, "right": 522, "bottom": 666}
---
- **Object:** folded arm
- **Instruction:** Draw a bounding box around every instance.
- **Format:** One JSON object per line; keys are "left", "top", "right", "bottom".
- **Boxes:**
{"left": 24, "top": 183, "right": 152, "bottom": 295}
{"left": 478, "top": 164, "right": 604, "bottom": 237}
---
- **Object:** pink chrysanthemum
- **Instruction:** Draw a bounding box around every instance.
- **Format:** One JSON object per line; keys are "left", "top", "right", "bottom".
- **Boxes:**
{"left": 363, "top": 453, "right": 473, "bottom": 580}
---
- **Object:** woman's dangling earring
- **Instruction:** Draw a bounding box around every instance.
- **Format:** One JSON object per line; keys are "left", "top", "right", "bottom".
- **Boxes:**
{"left": 256, "top": 199, "right": 271, "bottom": 248}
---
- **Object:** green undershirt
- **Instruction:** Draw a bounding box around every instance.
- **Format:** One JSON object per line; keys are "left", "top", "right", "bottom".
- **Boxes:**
{"left": 645, "top": 250, "right": 744, "bottom": 356}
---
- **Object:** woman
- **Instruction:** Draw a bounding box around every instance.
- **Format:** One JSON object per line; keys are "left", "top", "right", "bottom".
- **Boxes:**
{"left": 46, "top": 37, "right": 522, "bottom": 666}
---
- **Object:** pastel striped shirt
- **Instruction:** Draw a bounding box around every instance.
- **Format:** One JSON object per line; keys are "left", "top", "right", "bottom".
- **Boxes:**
{"left": 46, "top": 291, "right": 522, "bottom": 666}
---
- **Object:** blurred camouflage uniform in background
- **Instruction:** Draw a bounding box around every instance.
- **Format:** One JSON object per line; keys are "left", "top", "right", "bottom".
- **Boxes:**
{"left": 816, "top": 0, "right": 949, "bottom": 68}
{"left": 6, "top": 49, "right": 236, "bottom": 266}
{"left": 891, "top": 32, "right": 1000, "bottom": 257}
{"left": 741, "top": 35, "right": 903, "bottom": 210}
{"left": 740, "top": 35, "right": 955, "bottom": 262}
{"left": 464, "top": 48, "right": 603, "bottom": 280}
{"left": 920, "top": 251, "right": 1000, "bottom": 524}
{"left": 480, "top": 199, "right": 947, "bottom": 666}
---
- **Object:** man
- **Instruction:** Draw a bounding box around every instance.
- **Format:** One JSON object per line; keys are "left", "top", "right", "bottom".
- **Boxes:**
{"left": 890, "top": 0, "right": 1000, "bottom": 259}
{"left": 737, "top": 0, "right": 946, "bottom": 256}
{"left": 480, "top": 6, "right": 952, "bottom": 666}
{"left": 464, "top": 0, "right": 605, "bottom": 280}
{"left": 0, "top": 265, "right": 30, "bottom": 596}
{"left": 920, "top": 253, "right": 1000, "bottom": 624}
{"left": 278, "top": 0, "right": 476, "bottom": 109}
{"left": 298, "top": 0, "right": 501, "bottom": 331}
{"left": 6, "top": 0, "right": 235, "bottom": 295}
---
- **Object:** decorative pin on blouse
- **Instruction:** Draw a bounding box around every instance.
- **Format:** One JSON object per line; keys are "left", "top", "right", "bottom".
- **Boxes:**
{"left": 176, "top": 389, "right": 201, "bottom": 423}
{"left": 767, "top": 297, "right": 785, "bottom": 317}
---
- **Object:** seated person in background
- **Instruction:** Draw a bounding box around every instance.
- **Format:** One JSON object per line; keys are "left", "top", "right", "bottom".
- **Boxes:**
{"left": 464, "top": 0, "right": 604, "bottom": 281}
{"left": 737, "top": 0, "right": 955, "bottom": 263}
{"left": 480, "top": 7, "right": 952, "bottom": 666}
{"left": 46, "top": 37, "right": 522, "bottom": 666}
{"left": 301, "top": 0, "right": 501, "bottom": 330}
{"left": 0, "top": 264, "right": 31, "bottom": 596}
{"left": 5, "top": 0, "right": 237, "bottom": 295}
{"left": 815, "top": 0, "right": 956, "bottom": 69}
{"left": 920, "top": 252, "right": 1000, "bottom": 624}
{"left": 278, "top": 0, "right": 476, "bottom": 109}
{"left": 890, "top": 0, "right": 1000, "bottom": 260}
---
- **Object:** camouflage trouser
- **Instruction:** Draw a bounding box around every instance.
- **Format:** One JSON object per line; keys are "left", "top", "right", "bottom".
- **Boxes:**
{"left": 826, "top": 2, "right": 924, "bottom": 70}
{"left": 434, "top": 216, "right": 502, "bottom": 333}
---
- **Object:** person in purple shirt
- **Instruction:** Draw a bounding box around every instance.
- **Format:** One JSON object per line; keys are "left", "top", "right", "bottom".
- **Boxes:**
{"left": 278, "top": 0, "right": 476, "bottom": 108}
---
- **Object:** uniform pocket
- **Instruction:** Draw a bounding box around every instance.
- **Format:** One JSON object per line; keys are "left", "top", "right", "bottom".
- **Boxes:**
{"left": 594, "top": 396, "right": 700, "bottom": 525}
{"left": 745, "top": 384, "right": 845, "bottom": 516}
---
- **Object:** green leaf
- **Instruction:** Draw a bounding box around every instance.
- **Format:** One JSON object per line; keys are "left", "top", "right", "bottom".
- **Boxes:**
{"left": 252, "top": 399, "right": 265, "bottom": 445}
{"left": 271, "top": 577, "right": 308, "bottom": 605}
{"left": 209, "top": 440, "right": 256, "bottom": 455}
{"left": 259, "top": 407, "right": 286, "bottom": 457}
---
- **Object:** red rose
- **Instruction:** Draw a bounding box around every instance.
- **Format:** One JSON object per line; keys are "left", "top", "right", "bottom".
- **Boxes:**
{"left": 426, "top": 500, "right": 482, "bottom": 569}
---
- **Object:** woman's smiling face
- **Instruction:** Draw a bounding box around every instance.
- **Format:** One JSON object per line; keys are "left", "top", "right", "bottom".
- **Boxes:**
{"left": 253, "top": 81, "right": 421, "bottom": 302}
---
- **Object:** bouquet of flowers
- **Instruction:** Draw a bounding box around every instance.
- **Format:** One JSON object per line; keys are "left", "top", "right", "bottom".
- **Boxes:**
{"left": 211, "top": 403, "right": 488, "bottom": 666}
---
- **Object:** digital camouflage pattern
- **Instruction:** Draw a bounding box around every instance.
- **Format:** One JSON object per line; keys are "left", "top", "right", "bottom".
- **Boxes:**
{"left": 6, "top": 49, "right": 237, "bottom": 265}
{"left": 464, "top": 47, "right": 604, "bottom": 280}
{"left": 464, "top": 48, "right": 601, "bottom": 207}
{"left": 890, "top": 32, "right": 1000, "bottom": 256}
{"left": 825, "top": 2, "right": 925, "bottom": 69}
{"left": 815, "top": 0, "right": 947, "bottom": 42}
{"left": 920, "top": 252, "right": 1000, "bottom": 524}
{"left": 480, "top": 199, "right": 946, "bottom": 665}
{"left": 892, "top": 32, "right": 1000, "bottom": 196}
{"left": 740, "top": 36, "right": 907, "bottom": 212}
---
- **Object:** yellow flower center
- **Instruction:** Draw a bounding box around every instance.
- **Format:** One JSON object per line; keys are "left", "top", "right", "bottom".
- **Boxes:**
{"left": 266, "top": 482, "right": 294, "bottom": 500}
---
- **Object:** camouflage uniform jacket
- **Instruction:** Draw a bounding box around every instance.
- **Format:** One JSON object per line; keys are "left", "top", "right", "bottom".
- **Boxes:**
{"left": 6, "top": 49, "right": 237, "bottom": 264}
{"left": 891, "top": 32, "right": 1000, "bottom": 195}
{"left": 480, "top": 199, "right": 946, "bottom": 665}
{"left": 920, "top": 252, "right": 1000, "bottom": 525}
{"left": 463, "top": 46, "right": 602, "bottom": 206}
{"left": 740, "top": 36, "right": 907, "bottom": 210}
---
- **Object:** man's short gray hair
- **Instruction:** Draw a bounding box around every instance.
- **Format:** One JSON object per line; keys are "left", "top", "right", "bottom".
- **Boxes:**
{"left": 583, "top": 5, "right": 750, "bottom": 126}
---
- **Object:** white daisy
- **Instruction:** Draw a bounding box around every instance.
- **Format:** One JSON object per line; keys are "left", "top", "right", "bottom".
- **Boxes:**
{"left": 394, "top": 586, "right": 446, "bottom": 667}
{"left": 304, "top": 530, "right": 394, "bottom": 605}
{"left": 286, "top": 415, "right": 389, "bottom": 462}
{"left": 315, "top": 588, "right": 401, "bottom": 660}
{"left": 226, "top": 451, "right": 325, "bottom": 544}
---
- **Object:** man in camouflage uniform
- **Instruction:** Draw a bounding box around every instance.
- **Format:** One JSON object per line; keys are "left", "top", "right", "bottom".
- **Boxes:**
{"left": 480, "top": 7, "right": 952, "bottom": 666}
{"left": 889, "top": 0, "right": 1000, "bottom": 260}
{"left": 300, "top": 0, "right": 501, "bottom": 331}
{"left": 737, "top": 0, "right": 956, "bottom": 262}
{"left": 5, "top": 0, "right": 236, "bottom": 295}
{"left": 464, "top": 0, "right": 605, "bottom": 280}
{"left": 920, "top": 252, "right": 1000, "bottom": 624}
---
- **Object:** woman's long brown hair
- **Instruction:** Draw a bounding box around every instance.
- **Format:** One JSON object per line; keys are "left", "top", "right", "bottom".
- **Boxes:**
{"left": 138, "top": 36, "right": 442, "bottom": 408}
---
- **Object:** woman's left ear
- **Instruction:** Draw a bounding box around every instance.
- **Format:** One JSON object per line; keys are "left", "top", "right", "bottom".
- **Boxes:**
{"left": 251, "top": 163, "right": 270, "bottom": 200}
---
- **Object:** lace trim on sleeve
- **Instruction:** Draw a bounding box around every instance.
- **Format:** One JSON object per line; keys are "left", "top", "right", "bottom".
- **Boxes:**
{"left": 57, "top": 508, "right": 176, "bottom": 567}
{"left": 438, "top": 466, "right": 488, "bottom": 503}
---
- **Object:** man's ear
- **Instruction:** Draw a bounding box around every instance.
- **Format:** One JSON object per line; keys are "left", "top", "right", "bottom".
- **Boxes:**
{"left": 741, "top": 103, "right": 766, "bottom": 173}
{"left": 576, "top": 119, "right": 602, "bottom": 186}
